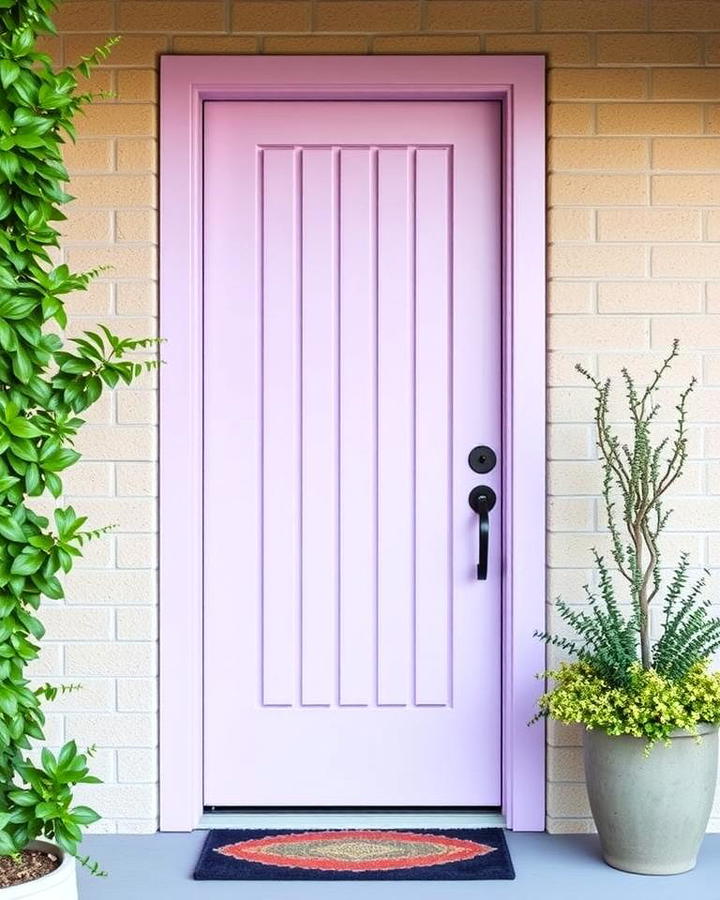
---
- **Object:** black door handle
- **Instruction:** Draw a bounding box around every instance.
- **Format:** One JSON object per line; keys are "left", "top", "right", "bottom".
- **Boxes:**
{"left": 468, "top": 486, "right": 496, "bottom": 581}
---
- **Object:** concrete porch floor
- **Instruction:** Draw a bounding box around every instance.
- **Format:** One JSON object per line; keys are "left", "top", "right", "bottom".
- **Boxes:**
{"left": 78, "top": 832, "right": 720, "bottom": 899}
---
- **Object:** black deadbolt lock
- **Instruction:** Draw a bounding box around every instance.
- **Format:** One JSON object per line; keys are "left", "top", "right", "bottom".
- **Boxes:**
{"left": 468, "top": 445, "right": 497, "bottom": 474}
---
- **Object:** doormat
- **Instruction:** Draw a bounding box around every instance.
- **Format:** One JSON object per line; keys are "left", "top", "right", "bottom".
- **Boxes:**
{"left": 194, "top": 828, "right": 515, "bottom": 881}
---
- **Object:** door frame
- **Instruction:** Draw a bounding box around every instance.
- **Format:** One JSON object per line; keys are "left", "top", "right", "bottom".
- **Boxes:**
{"left": 159, "top": 55, "right": 546, "bottom": 832}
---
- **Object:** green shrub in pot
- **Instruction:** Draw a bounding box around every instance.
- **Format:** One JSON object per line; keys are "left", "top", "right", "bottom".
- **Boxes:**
{"left": 536, "top": 341, "right": 720, "bottom": 874}
{"left": 0, "top": 0, "right": 158, "bottom": 892}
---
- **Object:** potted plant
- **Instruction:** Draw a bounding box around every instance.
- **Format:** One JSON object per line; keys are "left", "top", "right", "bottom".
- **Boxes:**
{"left": 0, "top": 1, "right": 157, "bottom": 894}
{"left": 536, "top": 341, "right": 720, "bottom": 875}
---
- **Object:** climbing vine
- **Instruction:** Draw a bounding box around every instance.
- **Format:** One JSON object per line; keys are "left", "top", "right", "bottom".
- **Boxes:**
{"left": 0, "top": 0, "right": 158, "bottom": 871}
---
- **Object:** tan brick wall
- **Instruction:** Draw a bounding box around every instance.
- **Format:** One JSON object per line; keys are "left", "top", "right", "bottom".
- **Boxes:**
{"left": 50, "top": 0, "right": 720, "bottom": 834}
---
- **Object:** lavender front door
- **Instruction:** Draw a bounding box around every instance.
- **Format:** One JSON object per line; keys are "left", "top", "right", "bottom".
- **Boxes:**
{"left": 202, "top": 100, "right": 502, "bottom": 807}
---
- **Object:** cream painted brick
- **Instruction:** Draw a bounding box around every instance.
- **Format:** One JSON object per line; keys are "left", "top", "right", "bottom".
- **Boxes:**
{"left": 598, "top": 208, "right": 702, "bottom": 242}
{"left": 650, "top": 387, "right": 720, "bottom": 423}
{"left": 550, "top": 138, "right": 648, "bottom": 172}
{"left": 69, "top": 497, "right": 157, "bottom": 533}
{"left": 548, "top": 783, "right": 591, "bottom": 818}
{"left": 116, "top": 607, "right": 157, "bottom": 641}
{"left": 548, "top": 746, "right": 585, "bottom": 782}
{"left": 548, "top": 387, "right": 596, "bottom": 423}
{"left": 72, "top": 538, "right": 113, "bottom": 569}
{"left": 426, "top": 0, "right": 533, "bottom": 32}
{"left": 705, "top": 355, "right": 720, "bottom": 386}
{"left": 41, "top": 715, "right": 65, "bottom": 747}
{"left": 26, "top": 644, "right": 63, "bottom": 678}
{"left": 549, "top": 69, "right": 647, "bottom": 101}
{"left": 548, "top": 282, "right": 594, "bottom": 314}
{"left": 117, "top": 678, "right": 157, "bottom": 712}
{"left": 653, "top": 138, "right": 720, "bottom": 171}
{"left": 548, "top": 353, "right": 595, "bottom": 386}
{"left": 65, "top": 570, "right": 156, "bottom": 605}
{"left": 548, "top": 209, "right": 594, "bottom": 245}
{"left": 62, "top": 462, "right": 113, "bottom": 496}
{"left": 117, "top": 748, "right": 157, "bottom": 783}
{"left": 76, "top": 390, "right": 112, "bottom": 425}
{"left": 550, "top": 174, "right": 649, "bottom": 206}
{"left": 60, "top": 208, "right": 112, "bottom": 242}
{"left": 116, "top": 462, "right": 157, "bottom": 497}
{"left": 485, "top": 34, "right": 591, "bottom": 66}
{"left": 709, "top": 284, "right": 720, "bottom": 313}
{"left": 653, "top": 69, "right": 720, "bottom": 100}
{"left": 117, "top": 390, "right": 157, "bottom": 424}
{"left": 652, "top": 0, "right": 720, "bottom": 30}
{"left": 597, "top": 103, "right": 703, "bottom": 135}
{"left": 597, "top": 33, "right": 702, "bottom": 65}
{"left": 550, "top": 245, "right": 647, "bottom": 278}
{"left": 66, "top": 642, "right": 156, "bottom": 677}
{"left": 116, "top": 282, "right": 157, "bottom": 316}
{"left": 651, "top": 246, "right": 720, "bottom": 278}
{"left": 708, "top": 211, "right": 720, "bottom": 242}
{"left": 664, "top": 497, "right": 720, "bottom": 531}
{"left": 652, "top": 175, "right": 720, "bottom": 206}
{"left": 548, "top": 104, "right": 594, "bottom": 136}
{"left": 548, "top": 719, "right": 584, "bottom": 748}
{"left": 76, "top": 425, "right": 156, "bottom": 461}
{"left": 116, "top": 139, "right": 156, "bottom": 173}
{"left": 116, "top": 209, "right": 157, "bottom": 243}
{"left": 548, "top": 497, "right": 595, "bottom": 532}
{"left": 710, "top": 536, "right": 720, "bottom": 566}
{"left": 597, "top": 282, "right": 702, "bottom": 314}
{"left": 652, "top": 315, "right": 720, "bottom": 348}
{"left": 550, "top": 315, "right": 649, "bottom": 349}
{"left": 597, "top": 351, "right": 703, "bottom": 385}
{"left": 549, "top": 461, "right": 603, "bottom": 496}
{"left": 70, "top": 174, "right": 155, "bottom": 208}
{"left": 66, "top": 245, "right": 155, "bottom": 280}
{"left": 548, "top": 424, "right": 593, "bottom": 460}
{"left": 30, "top": 678, "right": 114, "bottom": 712}
{"left": 116, "top": 534, "right": 157, "bottom": 569}
{"left": 42, "top": 607, "right": 113, "bottom": 641}
{"left": 548, "top": 533, "right": 612, "bottom": 568}
{"left": 73, "top": 782, "right": 157, "bottom": 819}
{"left": 65, "top": 281, "right": 112, "bottom": 317}
{"left": 549, "top": 569, "right": 595, "bottom": 602}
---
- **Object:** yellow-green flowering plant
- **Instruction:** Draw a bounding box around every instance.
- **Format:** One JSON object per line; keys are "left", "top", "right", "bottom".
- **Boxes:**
{"left": 536, "top": 343, "right": 720, "bottom": 744}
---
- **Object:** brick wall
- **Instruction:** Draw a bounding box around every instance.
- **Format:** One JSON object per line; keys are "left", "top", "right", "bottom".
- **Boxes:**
{"left": 45, "top": 0, "right": 720, "bottom": 834}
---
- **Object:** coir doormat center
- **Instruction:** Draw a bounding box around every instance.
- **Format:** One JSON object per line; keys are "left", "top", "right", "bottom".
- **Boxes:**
{"left": 194, "top": 828, "right": 514, "bottom": 881}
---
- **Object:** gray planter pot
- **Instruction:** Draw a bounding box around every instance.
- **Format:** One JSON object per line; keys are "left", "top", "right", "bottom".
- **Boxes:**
{"left": 584, "top": 724, "right": 718, "bottom": 875}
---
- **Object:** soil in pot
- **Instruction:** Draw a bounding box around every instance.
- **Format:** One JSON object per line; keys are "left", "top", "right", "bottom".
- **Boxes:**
{"left": 0, "top": 850, "right": 60, "bottom": 889}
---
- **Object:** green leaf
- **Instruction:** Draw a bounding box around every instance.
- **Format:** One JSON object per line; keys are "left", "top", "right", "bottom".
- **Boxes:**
{"left": 0, "top": 516, "right": 25, "bottom": 543}
{"left": 11, "top": 548, "right": 45, "bottom": 576}
{"left": 69, "top": 806, "right": 101, "bottom": 826}
{"left": 6, "top": 416, "right": 41, "bottom": 438}
{"left": 0, "top": 60, "right": 19, "bottom": 89}
{"left": 42, "top": 448, "right": 81, "bottom": 472}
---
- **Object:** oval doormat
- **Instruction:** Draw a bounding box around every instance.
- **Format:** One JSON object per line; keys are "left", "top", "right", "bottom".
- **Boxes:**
{"left": 194, "top": 828, "right": 514, "bottom": 880}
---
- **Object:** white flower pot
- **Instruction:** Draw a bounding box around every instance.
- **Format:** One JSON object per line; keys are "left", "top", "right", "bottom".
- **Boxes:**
{"left": 1, "top": 842, "right": 77, "bottom": 899}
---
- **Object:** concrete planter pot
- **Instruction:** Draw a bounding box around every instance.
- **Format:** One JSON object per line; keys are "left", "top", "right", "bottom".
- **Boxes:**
{"left": 584, "top": 724, "right": 718, "bottom": 875}
{"left": 1, "top": 842, "right": 77, "bottom": 899}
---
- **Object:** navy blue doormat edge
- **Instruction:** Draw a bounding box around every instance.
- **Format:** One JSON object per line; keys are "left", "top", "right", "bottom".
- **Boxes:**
{"left": 194, "top": 827, "right": 515, "bottom": 881}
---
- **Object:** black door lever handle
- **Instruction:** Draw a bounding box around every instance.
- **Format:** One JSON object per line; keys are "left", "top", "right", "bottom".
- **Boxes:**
{"left": 468, "top": 486, "right": 497, "bottom": 581}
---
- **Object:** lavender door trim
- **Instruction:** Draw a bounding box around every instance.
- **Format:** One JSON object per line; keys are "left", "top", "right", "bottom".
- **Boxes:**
{"left": 159, "top": 55, "right": 546, "bottom": 832}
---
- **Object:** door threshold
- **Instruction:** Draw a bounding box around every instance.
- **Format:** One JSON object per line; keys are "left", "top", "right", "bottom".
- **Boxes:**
{"left": 199, "top": 808, "right": 505, "bottom": 830}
